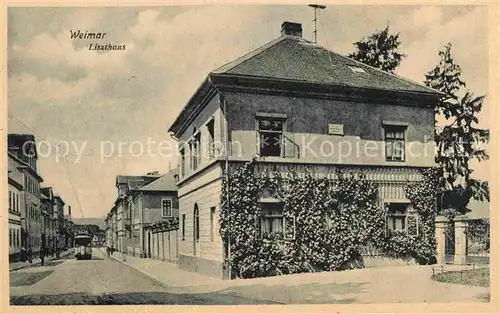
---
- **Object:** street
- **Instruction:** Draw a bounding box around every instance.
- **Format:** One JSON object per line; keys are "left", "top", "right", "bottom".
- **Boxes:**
{"left": 9, "top": 247, "right": 491, "bottom": 305}
{"left": 9, "top": 248, "right": 275, "bottom": 305}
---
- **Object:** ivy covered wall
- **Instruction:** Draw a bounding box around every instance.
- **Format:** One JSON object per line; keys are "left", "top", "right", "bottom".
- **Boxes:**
{"left": 219, "top": 161, "right": 439, "bottom": 279}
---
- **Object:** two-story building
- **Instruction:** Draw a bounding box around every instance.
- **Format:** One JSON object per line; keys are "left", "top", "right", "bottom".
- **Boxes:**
{"left": 112, "top": 172, "right": 162, "bottom": 255}
{"left": 8, "top": 153, "right": 24, "bottom": 262}
{"left": 40, "top": 187, "right": 57, "bottom": 254}
{"left": 137, "top": 169, "right": 179, "bottom": 262}
{"left": 167, "top": 21, "right": 441, "bottom": 278}
{"left": 53, "top": 195, "right": 66, "bottom": 251}
{"left": 8, "top": 134, "right": 44, "bottom": 257}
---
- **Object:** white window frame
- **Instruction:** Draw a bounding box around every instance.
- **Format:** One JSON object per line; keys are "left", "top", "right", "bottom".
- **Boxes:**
{"left": 255, "top": 113, "right": 287, "bottom": 158}
{"left": 161, "top": 198, "right": 172, "bottom": 217}
{"left": 382, "top": 122, "right": 408, "bottom": 162}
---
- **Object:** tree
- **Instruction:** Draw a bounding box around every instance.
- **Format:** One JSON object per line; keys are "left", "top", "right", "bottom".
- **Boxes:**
{"left": 424, "top": 43, "right": 489, "bottom": 217}
{"left": 348, "top": 25, "right": 405, "bottom": 73}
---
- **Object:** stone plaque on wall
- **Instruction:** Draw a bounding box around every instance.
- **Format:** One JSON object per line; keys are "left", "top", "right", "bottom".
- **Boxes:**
{"left": 328, "top": 124, "right": 344, "bottom": 135}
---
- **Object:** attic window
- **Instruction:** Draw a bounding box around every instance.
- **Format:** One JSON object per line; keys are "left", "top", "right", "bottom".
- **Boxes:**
{"left": 348, "top": 66, "right": 367, "bottom": 74}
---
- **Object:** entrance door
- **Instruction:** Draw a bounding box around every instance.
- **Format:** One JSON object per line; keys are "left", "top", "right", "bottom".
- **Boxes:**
{"left": 193, "top": 204, "right": 199, "bottom": 256}
{"left": 147, "top": 232, "right": 151, "bottom": 258}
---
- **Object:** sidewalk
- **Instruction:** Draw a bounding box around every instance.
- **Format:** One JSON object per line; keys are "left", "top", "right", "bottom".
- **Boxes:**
{"left": 100, "top": 248, "right": 489, "bottom": 303}
{"left": 9, "top": 249, "right": 72, "bottom": 272}
{"left": 101, "top": 248, "right": 224, "bottom": 292}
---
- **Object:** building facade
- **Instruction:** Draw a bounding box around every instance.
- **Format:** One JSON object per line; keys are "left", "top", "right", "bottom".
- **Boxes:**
{"left": 8, "top": 153, "right": 24, "bottom": 262}
{"left": 167, "top": 22, "right": 440, "bottom": 278}
{"left": 8, "top": 134, "right": 44, "bottom": 257}
{"left": 138, "top": 170, "right": 179, "bottom": 261}
{"left": 112, "top": 173, "right": 162, "bottom": 255}
{"left": 53, "top": 196, "right": 66, "bottom": 251}
{"left": 41, "top": 187, "right": 56, "bottom": 254}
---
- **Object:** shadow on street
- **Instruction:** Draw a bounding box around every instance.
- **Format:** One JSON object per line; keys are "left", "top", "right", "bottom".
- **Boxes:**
{"left": 10, "top": 271, "right": 54, "bottom": 287}
{"left": 10, "top": 291, "right": 282, "bottom": 305}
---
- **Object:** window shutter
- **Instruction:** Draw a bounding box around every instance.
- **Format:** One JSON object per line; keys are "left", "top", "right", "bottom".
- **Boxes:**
{"left": 283, "top": 132, "right": 297, "bottom": 158}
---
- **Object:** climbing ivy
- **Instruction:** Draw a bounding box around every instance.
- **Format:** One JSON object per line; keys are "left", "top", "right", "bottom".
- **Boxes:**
{"left": 220, "top": 161, "right": 439, "bottom": 279}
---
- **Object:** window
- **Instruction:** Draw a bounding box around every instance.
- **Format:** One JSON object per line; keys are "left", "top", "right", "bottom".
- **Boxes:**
{"left": 180, "top": 148, "right": 186, "bottom": 177}
{"left": 9, "top": 229, "right": 12, "bottom": 247}
{"left": 182, "top": 214, "right": 186, "bottom": 241}
{"left": 16, "top": 229, "right": 19, "bottom": 247}
{"left": 384, "top": 125, "right": 406, "bottom": 161}
{"left": 348, "top": 65, "right": 367, "bottom": 74}
{"left": 162, "top": 199, "right": 172, "bottom": 217}
{"left": 210, "top": 207, "right": 216, "bottom": 242}
{"left": 207, "top": 119, "right": 215, "bottom": 159}
{"left": 257, "top": 118, "right": 285, "bottom": 157}
{"left": 193, "top": 205, "right": 200, "bottom": 241}
{"left": 386, "top": 203, "right": 409, "bottom": 234}
{"left": 9, "top": 192, "right": 12, "bottom": 210}
{"left": 191, "top": 133, "right": 201, "bottom": 171}
{"left": 259, "top": 203, "right": 284, "bottom": 237}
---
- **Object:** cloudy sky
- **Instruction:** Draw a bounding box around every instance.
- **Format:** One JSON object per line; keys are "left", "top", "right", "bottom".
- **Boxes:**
{"left": 7, "top": 5, "right": 490, "bottom": 220}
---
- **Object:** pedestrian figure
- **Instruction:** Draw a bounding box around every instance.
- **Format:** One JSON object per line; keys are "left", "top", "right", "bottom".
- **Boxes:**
{"left": 28, "top": 248, "right": 33, "bottom": 264}
{"left": 40, "top": 246, "right": 46, "bottom": 266}
{"left": 20, "top": 246, "right": 26, "bottom": 262}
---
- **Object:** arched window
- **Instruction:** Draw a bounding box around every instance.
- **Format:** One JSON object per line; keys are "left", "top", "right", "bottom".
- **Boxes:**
{"left": 193, "top": 204, "right": 200, "bottom": 241}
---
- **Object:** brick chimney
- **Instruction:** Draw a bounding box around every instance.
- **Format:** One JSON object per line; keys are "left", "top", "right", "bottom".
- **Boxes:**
{"left": 281, "top": 21, "right": 302, "bottom": 37}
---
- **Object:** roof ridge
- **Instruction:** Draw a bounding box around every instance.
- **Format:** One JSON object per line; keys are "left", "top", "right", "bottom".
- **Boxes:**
{"left": 213, "top": 36, "right": 299, "bottom": 74}
{"left": 327, "top": 47, "right": 442, "bottom": 95}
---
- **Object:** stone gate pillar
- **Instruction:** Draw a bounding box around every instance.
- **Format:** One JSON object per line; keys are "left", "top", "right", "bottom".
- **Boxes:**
{"left": 454, "top": 216, "right": 468, "bottom": 265}
{"left": 435, "top": 216, "right": 448, "bottom": 265}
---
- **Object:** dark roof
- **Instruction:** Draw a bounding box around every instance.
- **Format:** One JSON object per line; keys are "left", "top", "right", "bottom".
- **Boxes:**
{"left": 128, "top": 180, "right": 146, "bottom": 191}
{"left": 41, "top": 187, "right": 53, "bottom": 198}
{"left": 169, "top": 34, "right": 442, "bottom": 135}
{"left": 8, "top": 134, "right": 37, "bottom": 158}
{"left": 53, "top": 195, "right": 65, "bottom": 205}
{"left": 213, "top": 36, "right": 438, "bottom": 94}
{"left": 139, "top": 168, "right": 179, "bottom": 192}
{"left": 116, "top": 175, "right": 142, "bottom": 184}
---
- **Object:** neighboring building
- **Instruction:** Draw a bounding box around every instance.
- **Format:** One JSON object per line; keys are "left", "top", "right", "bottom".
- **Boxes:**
{"left": 137, "top": 169, "right": 179, "bottom": 261}
{"left": 105, "top": 207, "right": 118, "bottom": 250}
{"left": 54, "top": 195, "right": 66, "bottom": 250}
{"left": 8, "top": 153, "right": 24, "bottom": 262}
{"left": 64, "top": 206, "right": 74, "bottom": 247}
{"left": 111, "top": 172, "right": 162, "bottom": 255}
{"left": 167, "top": 22, "right": 440, "bottom": 278}
{"left": 8, "top": 134, "right": 44, "bottom": 257}
{"left": 40, "top": 187, "right": 56, "bottom": 253}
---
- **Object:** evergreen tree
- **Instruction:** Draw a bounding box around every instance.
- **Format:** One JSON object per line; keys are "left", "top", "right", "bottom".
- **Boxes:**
{"left": 348, "top": 25, "right": 405, "bottom": 73}
{"left": 425, "top": 43, "right": 489, "bottom": 216}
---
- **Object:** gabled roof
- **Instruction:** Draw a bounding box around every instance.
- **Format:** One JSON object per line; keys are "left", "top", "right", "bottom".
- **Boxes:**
{"left": 138, "top": 168, "right": 178, "bottom": 192}
{"left": 128, "top": 180, "right": 145, "bottom": 191}
{"left": 213, "top": 36, "right": 437, "bottom": 94}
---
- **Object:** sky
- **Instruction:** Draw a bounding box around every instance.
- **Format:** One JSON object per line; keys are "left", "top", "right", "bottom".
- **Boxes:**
{"left": 7, "top": 5, "right": 491, "bottom": 220}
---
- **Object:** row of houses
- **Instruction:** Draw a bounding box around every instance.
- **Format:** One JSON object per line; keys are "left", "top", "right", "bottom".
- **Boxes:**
{"left": 8, "top": 134, "right": 75, "bottom": 262}
{"left": 105, "top": 170, "right": 179, "bottom": 261}
{"left": 105, "top": 21, "right": 446, "bottom": 279}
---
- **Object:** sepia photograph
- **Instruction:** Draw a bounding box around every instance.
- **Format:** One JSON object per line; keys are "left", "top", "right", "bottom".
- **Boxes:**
{"left": 4, "top": 2, "right": 496, "bottom": 309}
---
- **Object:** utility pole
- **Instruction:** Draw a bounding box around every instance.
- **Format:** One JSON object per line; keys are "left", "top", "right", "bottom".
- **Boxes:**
{"left": 309, "top": 4, "right": 326, "bottom": 43}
